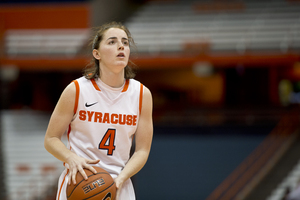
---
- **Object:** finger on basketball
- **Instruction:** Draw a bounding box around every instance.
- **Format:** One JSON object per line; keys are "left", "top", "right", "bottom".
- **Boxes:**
{"left": 78, "top": 167, "right": 88, "bottom": 180}
{"left": 68, "top": 171, "right": 74, "bottom": 185}
{"left": 85, "top": 165, "right": 97, "bottom": 174}
{"left": 86, "top": 159, "right": 100, "bottom": 174}
{"left": 71, "top": 169, "right": 77, "bottom": 185}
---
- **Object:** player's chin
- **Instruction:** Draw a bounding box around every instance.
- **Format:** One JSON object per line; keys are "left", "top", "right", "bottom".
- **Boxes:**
{"left": 114, "top": 61, "right": 128, "bottom": 68}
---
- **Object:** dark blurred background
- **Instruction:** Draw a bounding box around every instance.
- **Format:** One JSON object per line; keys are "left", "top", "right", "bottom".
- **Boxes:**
{"left": 1, "top": 0, "right": 300, "bottom": 199}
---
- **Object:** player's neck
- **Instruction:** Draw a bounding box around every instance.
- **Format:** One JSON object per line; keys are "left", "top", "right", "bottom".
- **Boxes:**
{"left": 100, "top": 72, "right": 125, "bottom": 88}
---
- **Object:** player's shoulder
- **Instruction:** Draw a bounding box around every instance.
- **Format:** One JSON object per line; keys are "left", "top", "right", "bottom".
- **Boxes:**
{"left": 129, "top": 78, "right": 140, "bottom": 85}
{"left": 62, "top": 77, "right": 87, "bottom": 98}
{"left": 143, "top": 86, "right": 152, "bottom": 101}
{"left": 62, "top": 81, "right": 77, "bottom": 99}
{"left": 75, "top": 76, "right": 90, "bottom": 84}
{"left": 130, "top": 79, "right": 151, "bottom": 93}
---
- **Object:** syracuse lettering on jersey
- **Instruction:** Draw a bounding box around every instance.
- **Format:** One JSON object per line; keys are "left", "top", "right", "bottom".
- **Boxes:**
{"left": 79, "top": 110, "right": 137, "bottom": 126}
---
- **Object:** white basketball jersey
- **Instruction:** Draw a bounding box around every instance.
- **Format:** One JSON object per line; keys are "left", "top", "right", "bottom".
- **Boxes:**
{"left": 70, "top": 76, "right": 143, "bottom": 175}
{"left": 56, "top": 77, "right": 143, "bottom": 200}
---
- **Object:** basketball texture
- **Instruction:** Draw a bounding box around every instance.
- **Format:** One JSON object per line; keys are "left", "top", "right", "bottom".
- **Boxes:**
{"left": 67, "top": 166, "right": 116, "bottom": 200}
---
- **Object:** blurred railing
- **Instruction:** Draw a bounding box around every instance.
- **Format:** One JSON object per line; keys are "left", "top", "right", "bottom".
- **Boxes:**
{"left": 206, "top": 107, "right": 300, "bottom": 200}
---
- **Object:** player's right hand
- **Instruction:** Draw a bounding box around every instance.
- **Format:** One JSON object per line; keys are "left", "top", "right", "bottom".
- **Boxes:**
{"left": 66, "top": 153, "right": 100, "bottom": 185}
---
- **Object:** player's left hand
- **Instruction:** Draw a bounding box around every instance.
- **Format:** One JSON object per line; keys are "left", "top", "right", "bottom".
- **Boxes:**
{"left": 114, "top": 177, "right": 124, "bottom": 200}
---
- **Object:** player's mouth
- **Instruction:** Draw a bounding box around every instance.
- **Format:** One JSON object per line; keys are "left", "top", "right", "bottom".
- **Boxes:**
{"left": 117, "top": 53, "right": 125, "bottom": 58}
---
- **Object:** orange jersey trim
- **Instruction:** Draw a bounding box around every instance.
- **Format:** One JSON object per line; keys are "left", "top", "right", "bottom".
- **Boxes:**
{"left": 91, "top": 79, "right": 101, "bottom": 91}
{"left": 63, "top": 124, "right": 73, "bottom": 168}
{"left": 72, "top": 80, "right": 80, "bottom": 115}
{"left": 122, "top": 79, "right": 130, "bottom": 92}
{"left": 90, "top": 79, "right": 128, "bottom": 92}
{"left": 57, "top": 169, "right": 69, "bottom": 200}
{"left": 139, "top": 84, "right": 144, "bottom": 115}
{"left": 67, "top": 124, "right": 71, "bottom": 142}
{"left": 67, "top": 124, "right": 73, "bottom": 151}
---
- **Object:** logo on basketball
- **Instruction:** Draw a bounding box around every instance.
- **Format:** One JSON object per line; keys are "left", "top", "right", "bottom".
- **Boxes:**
{"left": 103, "top": 192, "right": 112, "bottom": 200}
{"left": 82, "top": 178, "right": 105, "bottom": 194}
{"left": 66, "top": 167, "right": 116, "bottom": 200}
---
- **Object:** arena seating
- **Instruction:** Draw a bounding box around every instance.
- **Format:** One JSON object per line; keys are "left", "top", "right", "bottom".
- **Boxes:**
{"left": 4, "top": 29, "right": 90, "bottom": 57}
{"left": 3, "top": 0, "right": 299, "bottom": 57}
{"left": 1, "top": 111, "right": 66, "bottom": 200}
{"left": 125, "top": 0, "right": 300, "bottom": 54}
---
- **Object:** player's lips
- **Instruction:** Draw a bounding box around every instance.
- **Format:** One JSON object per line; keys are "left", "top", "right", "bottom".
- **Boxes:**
{"left": 117, "top": 53, "right": 125, "bottom": 57}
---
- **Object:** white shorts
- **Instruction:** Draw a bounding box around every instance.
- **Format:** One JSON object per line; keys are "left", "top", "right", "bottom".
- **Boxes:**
{"left": 56, "top": 169, "right": 135, "bottom": 200}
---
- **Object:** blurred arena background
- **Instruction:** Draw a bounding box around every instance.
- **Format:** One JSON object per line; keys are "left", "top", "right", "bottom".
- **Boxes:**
{"left": 1, "top": 0, "right": 300, "bottom": 199}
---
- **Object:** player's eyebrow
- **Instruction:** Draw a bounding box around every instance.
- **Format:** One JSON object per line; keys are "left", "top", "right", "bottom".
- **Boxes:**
{"left": 107, "top": 37, "right": 128, "bottom": 41}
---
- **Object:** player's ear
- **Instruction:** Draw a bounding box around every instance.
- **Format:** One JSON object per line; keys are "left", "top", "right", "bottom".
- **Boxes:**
{"left": 93, "top": 49, "right": 101, "bottom": 60}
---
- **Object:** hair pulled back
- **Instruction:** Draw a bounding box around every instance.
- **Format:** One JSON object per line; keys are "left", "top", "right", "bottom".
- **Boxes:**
{"left": 84, "top": 21, "right": 136, "bottom": 80}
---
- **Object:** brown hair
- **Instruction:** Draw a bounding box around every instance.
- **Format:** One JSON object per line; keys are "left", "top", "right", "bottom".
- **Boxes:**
{"left": 84, "top": 21, "right": 136, "bottom": 80}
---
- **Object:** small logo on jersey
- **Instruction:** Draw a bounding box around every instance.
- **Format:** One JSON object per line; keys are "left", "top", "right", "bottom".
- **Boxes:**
{"left": 85, "top": 102, "right": 98, "bottom": 107}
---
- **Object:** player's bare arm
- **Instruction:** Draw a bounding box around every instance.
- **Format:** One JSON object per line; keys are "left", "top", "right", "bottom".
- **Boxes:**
{"left": 115, "top": 86, "right": 153, "bottom": 195}
{"left": 44, "top": 82, "right": 99, "bottom": 185}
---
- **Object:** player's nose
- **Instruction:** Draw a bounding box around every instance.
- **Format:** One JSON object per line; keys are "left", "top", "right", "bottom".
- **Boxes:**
{"left": 118, "top": 41, "right": 124, "bottom": 50}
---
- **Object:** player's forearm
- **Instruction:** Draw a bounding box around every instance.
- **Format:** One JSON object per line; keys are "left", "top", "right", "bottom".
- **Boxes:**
{"left": 118, "top": 149, "right": 149, "bottom": 182}
{"left": 44, "top": 136, "right": 75, "bottom": 163}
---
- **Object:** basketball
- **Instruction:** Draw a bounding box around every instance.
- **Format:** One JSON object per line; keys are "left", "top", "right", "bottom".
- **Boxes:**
{"left": 67, "top": 166, "right": 116, "bottom": 200}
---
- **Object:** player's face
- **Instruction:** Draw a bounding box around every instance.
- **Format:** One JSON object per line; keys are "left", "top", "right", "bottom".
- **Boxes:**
{"left": 96, "top": 28, "right": 130, "bottom": 73}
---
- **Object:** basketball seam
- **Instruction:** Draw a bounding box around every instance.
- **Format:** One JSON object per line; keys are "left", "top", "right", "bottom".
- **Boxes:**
{"left": 67, "top": 172, "right": 110, "bottom": 198}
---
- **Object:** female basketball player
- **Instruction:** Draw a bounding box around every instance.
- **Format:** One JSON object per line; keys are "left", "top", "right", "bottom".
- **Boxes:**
{"left": 44, "top": 22, "right": 153, "bottom": 200}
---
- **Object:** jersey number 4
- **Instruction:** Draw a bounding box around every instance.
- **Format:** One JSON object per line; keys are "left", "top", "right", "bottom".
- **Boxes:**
{"left": 99, "top": 129, "right": 116, "bottom": 156}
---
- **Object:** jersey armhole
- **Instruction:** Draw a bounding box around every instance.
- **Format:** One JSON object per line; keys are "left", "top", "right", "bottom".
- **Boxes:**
{"left": 72, "top": 80, "right": 80, "bottom": 115}
{"left": 139, "top": 83, "right": 144, "bottom": 115}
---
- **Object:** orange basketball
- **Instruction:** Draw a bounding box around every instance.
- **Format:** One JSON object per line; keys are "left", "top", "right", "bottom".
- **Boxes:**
{"left": 67, "top": 166, "right": 116, "bottom": 200}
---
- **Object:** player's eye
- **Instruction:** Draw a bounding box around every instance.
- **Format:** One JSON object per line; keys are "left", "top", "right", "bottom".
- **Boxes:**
{"left": 108, "top": 40, "right": 115, "bottom": 44}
